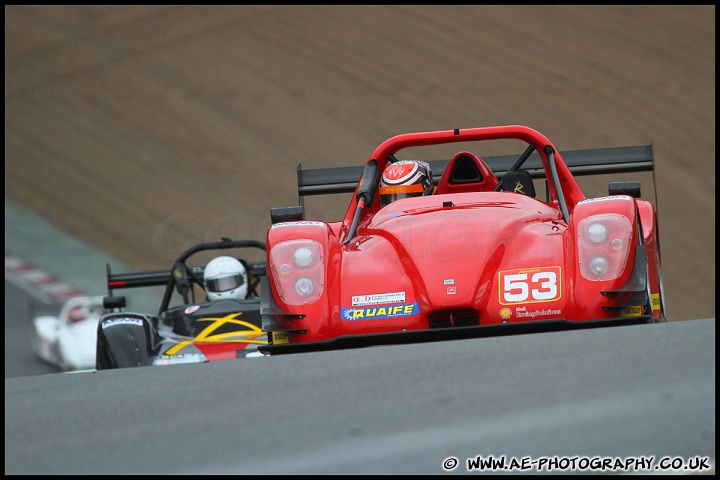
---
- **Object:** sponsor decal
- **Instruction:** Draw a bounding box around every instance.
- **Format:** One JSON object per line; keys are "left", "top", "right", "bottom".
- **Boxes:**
{"left": 153, "top": 352, "right": 205, "bottom": 365}
{"left": 447, "top": 286, "right": 456, "bottom": 295}
{"left": 499, "top": 266, "right": 562, "bottom": 305}
{"left": 272, "top": 331, "right": 289, "bottom": 344}
{"left": 342, "top": 302, "right": 419, "bottom": 321}
{"left": 514, "top": 306, "right": 562, "bottom": 319}
{"left": 101, "top": 317, "right": 144, "bottom": 329}
{"left": 651, "top": 293, "right": 661, "bottom": 310}
{"left": 621, "top": 306, "right": 644, "bottom": 317}
{"left": 184, "top": 305, "right": 201, "bottom": 314}
{"left": 352, "top": 291, "right": 406, "bottom": 306}
{"left": 443, "top": 279, "right": 455, "bottom": 285}
{"left": 511, "top": 180, "right": 527, "bottom": 195}
{"left": 499, "top": 308, "right": 512, "bottom": 320}
{"left": 379, "top": 184, "right": 424, "bottom": 195}
{"left": 271, "top": 221, "right": 325, "bottom": 229}
{"left": 577, "top": 196, "right": 632, "bottom": 204}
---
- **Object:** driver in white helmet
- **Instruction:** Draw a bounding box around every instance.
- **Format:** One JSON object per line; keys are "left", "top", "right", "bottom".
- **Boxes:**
{"left": 203, "top": 256, "right": 248, "bottom": 301}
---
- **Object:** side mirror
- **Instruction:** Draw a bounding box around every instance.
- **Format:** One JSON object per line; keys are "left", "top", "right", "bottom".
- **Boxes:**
{"left": 271, "top": 205, "right": 304, "bottom": 224}
{"left": 103, "top": 295, "right": 126, "bottom": 310}
{"left": 609, "top": 181, "right": 641, "bottom": 198}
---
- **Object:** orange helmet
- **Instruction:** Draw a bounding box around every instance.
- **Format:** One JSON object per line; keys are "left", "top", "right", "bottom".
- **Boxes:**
{"left": 378, "top": 160, "right": 433, "bottom": 207}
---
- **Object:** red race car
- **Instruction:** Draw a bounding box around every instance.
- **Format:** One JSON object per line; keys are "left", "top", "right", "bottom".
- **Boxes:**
{"left": 259, "top": 125, "right": 665, "bottom": 355}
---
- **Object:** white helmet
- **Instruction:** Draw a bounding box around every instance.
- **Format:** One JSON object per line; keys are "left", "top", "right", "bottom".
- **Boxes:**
{"left": 203, "top": 256, "right": 248, "bottom": 301}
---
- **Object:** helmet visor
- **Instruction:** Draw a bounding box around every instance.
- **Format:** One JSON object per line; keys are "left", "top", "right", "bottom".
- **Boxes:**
{"left": 379, "top": 183, "right": 425, "bottom": 207}
{"left": 206, "top": 273, "right": 244, "bottom": 293}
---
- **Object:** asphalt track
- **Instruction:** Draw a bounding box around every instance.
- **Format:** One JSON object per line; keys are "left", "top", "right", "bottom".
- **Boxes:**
{"left": 4, "top": 306, "right": 715, "bottom": 474}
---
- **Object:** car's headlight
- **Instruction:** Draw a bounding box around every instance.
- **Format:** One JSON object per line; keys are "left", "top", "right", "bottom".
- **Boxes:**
{"left": 269, "top": 240, "right": 324, "bottom": 305}
{"left": 586, "top": 222, "right": 609, "bottom": 244}
{"left": 577, "top": 214, "right": 632, "bottom": 281}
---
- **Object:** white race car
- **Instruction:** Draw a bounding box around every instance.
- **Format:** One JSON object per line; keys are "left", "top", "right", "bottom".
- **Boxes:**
{"left": 32, "top": 295, "right": 110, "bottom": 372}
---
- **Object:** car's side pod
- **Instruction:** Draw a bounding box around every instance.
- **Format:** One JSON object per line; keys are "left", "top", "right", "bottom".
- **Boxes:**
{"left": 259, "top": 275, "right": 304, "bottom": 345}
{"left": 599, "top": 243, "right": 650, "bottom": 314}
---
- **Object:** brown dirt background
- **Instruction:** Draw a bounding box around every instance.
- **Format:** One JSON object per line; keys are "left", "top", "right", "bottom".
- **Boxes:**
{"left": 5, "top": 6, "right": 715, "bottom": 322}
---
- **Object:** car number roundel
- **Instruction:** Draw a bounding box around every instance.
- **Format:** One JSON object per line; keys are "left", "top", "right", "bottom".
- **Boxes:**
{"left": 498, "top": 266, "right": 562, "bottom": 305}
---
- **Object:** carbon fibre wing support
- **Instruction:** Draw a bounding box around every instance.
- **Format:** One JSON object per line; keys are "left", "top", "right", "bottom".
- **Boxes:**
{"left": 295, "top": 144, "right": 655, "bottom": 204}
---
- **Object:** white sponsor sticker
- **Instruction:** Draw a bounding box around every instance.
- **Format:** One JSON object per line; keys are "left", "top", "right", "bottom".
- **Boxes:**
{"left": 271, "top": 221, "right": 325, "bottom": 229}
{"left": 351, "top": 292, "right": 406, "bottom": 306}
{"left": 153, "top": 353, "right": 205, "bottom": 366}
{"left": 101, "top": 317, "right": 144, "bottom": 329}
{"left": 577, "top": 195, "right": 631, "bottom": 204}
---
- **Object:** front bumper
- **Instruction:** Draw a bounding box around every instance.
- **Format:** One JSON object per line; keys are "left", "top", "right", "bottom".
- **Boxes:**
{"left": 258, "top": 316, "right": 654, "bottom": 355}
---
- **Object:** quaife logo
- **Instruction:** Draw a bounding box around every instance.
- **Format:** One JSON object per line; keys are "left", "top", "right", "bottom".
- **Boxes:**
{"left": 341, "top": 302, "right": 418, "bottom": 321}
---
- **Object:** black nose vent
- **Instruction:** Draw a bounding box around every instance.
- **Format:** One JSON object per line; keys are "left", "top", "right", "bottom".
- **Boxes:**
{"left": 429, "top": 309, "right": 479, "bottom": 329}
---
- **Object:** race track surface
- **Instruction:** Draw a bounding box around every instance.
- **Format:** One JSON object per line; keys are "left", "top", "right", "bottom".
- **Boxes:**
{"left": 4, "top": 317, "right": 716, "bottom": 475}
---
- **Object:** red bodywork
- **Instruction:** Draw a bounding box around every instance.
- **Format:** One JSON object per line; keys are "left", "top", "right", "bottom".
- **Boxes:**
{"left": 261, "top": 126, "right": 664, "bottom": 353}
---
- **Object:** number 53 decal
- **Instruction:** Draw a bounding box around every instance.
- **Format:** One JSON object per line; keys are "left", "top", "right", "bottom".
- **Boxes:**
{"left": 498, "top": 266, "right": 562, "bottom": 305}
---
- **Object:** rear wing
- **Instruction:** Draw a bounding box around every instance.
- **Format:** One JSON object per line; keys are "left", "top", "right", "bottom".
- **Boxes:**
{"left": 106, "top": 262, "right": 267, "bottom": 293}
{"left": 295, "top": 144, "right": 655, "bottom": 203}
{"left": 106, "top": 266, "right": 203, "bottom": 294}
